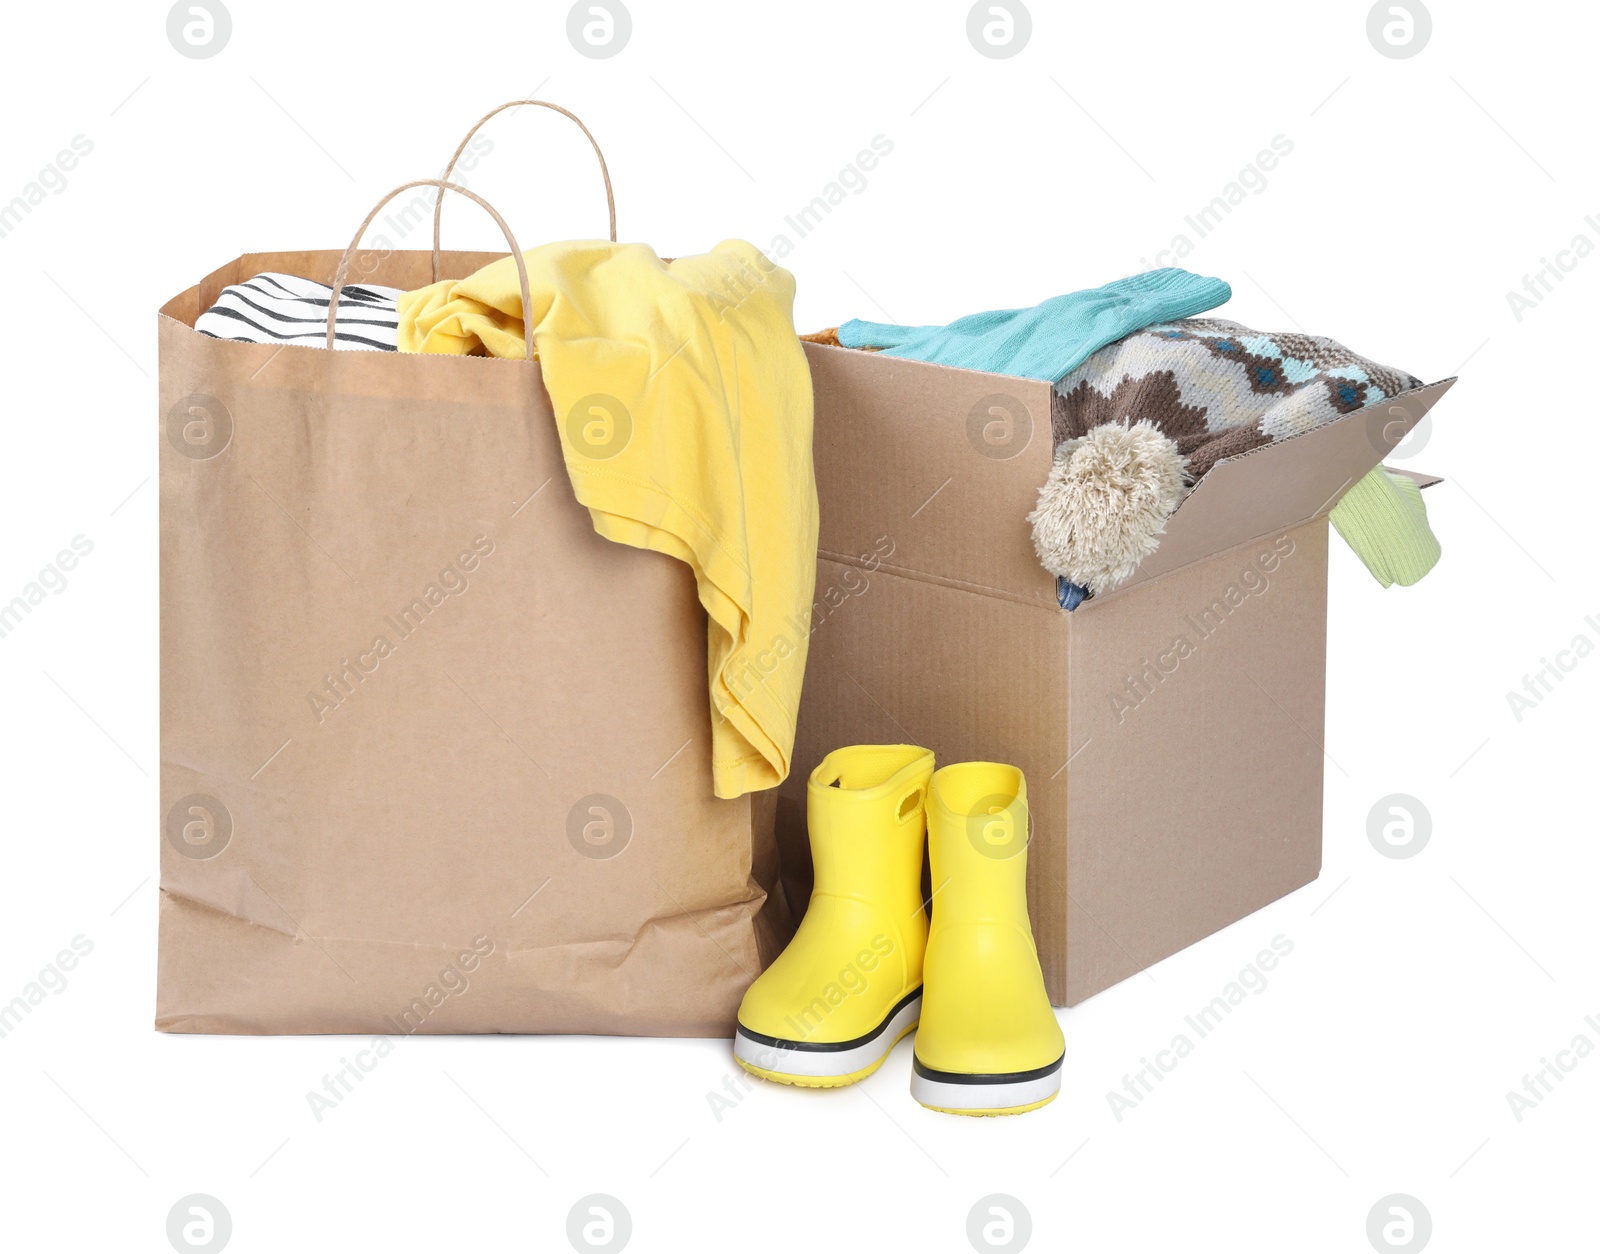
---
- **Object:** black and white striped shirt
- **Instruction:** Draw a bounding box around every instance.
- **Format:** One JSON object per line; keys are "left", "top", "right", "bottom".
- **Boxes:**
{"left": 195, "top": 271, "right": 401, "bottom": 352}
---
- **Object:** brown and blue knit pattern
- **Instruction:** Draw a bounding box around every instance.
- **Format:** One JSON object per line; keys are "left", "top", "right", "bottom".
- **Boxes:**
{"left": 1051, "top": 318, "right": 1422, "bottom": 485}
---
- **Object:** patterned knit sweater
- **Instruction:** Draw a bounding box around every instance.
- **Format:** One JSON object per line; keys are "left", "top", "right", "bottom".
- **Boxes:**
{"left": 1053, "top": 318, "right": 1420, "bottom": 484}
{"left": 1032, "top": 318, "right": 1427, "bottom": 603}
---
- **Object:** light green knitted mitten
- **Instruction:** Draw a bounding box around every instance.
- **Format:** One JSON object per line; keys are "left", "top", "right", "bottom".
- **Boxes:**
{"left": 1329, "top": 466, "right": 1441, "bottom": 588}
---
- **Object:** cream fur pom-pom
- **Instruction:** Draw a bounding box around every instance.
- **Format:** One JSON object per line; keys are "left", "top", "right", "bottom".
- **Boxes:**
{"left": 1027, "top": 420, "right": 1188, "bottom": 594}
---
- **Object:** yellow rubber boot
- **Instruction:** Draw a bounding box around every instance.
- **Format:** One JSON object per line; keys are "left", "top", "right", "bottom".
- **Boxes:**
{"left": 734, "top": 745, "right": 935, "bottom": 1087}
{"left": 912, "top": 762, "right": 1064, "bottom": 1115}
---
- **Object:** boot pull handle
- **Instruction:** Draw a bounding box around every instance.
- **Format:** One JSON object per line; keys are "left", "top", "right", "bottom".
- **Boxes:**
{"left": 897, "top": 787, "right": 924, "bottom": 822}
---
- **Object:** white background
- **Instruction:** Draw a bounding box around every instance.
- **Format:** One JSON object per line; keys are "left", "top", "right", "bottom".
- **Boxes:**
{"left": 0, "top": 1, "right": 1594, "bottom": 1250}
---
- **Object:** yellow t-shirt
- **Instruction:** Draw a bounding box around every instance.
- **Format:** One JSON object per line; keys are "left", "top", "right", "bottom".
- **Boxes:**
{"left": 399, "top": 239, "right": 818, "bottom": 798}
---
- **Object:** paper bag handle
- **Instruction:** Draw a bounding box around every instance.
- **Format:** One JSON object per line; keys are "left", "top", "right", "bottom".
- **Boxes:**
{"left": 328, "top": 179, "right": 535, "bottom": 362}
{"left": 431, "top": 100, "right": 617, "bottom": 283}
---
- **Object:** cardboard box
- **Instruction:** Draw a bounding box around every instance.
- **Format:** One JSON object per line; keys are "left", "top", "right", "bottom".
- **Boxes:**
{"left": 780, "top": 342, "right": 1452, "bottom": 1006}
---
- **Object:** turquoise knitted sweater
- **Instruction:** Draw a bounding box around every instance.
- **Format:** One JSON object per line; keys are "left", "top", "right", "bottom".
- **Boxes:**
{"left": 836, "top": 268, "right": 1231, "bottom": 381}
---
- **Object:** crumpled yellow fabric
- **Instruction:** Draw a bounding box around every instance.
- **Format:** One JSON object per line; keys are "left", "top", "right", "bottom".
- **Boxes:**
{"left": 398, "top": 240, "right": 818, "bottom": 799}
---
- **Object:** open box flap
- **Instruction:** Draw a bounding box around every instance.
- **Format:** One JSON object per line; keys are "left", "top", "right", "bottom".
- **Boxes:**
{"left": 803, "top": 341, "right": 1059, "bottom": 606}
{"left": 1082, "top": 377, "right": 1456, "bottom": 607}
{"left": 1387, "top": 466, "right": 1444, "bottom": 490}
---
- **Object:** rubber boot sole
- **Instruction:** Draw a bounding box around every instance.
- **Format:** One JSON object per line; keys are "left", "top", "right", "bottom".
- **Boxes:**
{"left": 733, "top": 988, "right": 922, "bottom": 1088}
{"left": 910, "top": 1053, "right": 1064, "bottom": 1116}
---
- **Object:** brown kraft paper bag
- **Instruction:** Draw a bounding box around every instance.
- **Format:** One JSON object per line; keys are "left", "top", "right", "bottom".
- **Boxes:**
{"left": 156, "top": 105, "right": 789, "bottom": 1035}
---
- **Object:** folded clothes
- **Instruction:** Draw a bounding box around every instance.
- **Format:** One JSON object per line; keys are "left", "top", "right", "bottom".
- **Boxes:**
{"left": 195, "top": 272, "right": 402, "bottom": 352}
{"left": 836, "top": 268, "right": 1231, "bottom": 381}
{"left": 1032, "top": 317, "right": 1439, "bottom": 600}
{"left": 397, "top": 240, "right": 819, "bottom": 800}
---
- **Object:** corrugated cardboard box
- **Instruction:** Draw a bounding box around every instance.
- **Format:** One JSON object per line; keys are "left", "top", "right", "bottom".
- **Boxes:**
{"left": 781, "top": 341, "right": 1452, "bottom": 1006}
